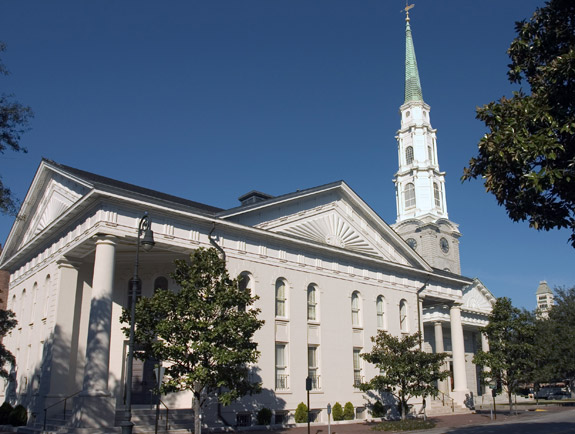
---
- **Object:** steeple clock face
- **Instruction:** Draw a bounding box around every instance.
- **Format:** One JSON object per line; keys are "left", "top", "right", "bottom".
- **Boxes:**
{"left": 406, "top": 238, "right": 417, "bottom": 249}
{"left": 440, "top": 237, "right": 449, "bottom": 253}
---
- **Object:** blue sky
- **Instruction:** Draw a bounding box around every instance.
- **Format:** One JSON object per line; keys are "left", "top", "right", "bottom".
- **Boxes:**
{"left": 1, "top": 1, "right": 572, "bottom": 310}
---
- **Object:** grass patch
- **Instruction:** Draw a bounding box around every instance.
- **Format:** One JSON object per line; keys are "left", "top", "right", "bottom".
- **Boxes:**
{"left": 371, "top": 419, "right": 436, "bottom": 431}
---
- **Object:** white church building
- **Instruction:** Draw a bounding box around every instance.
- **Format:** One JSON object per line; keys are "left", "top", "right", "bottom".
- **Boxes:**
{"left": 0, "top": 11, "right": 495, "bottom": 431}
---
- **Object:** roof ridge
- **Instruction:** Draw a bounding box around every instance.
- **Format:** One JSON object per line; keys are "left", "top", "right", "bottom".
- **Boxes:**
{"left": 44, "top": 159, "right": 223, "bottom": 214}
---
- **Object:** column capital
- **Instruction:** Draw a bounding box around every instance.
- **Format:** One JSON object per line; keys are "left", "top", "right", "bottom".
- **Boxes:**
{"left": 450, "top": 302, "right": 463, "bottom": 310}
{"left": 57, "top": 257, "right": 82, "bottom": 270}
{"left": 92, "top": 234, "right": 117, "bottom": 246}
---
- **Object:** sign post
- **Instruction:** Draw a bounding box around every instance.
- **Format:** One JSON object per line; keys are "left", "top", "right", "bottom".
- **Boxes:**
{"left": 491, "top": 386, "right": 497, "bottom": 420}
{"left": 306, "top": 377, "right": 312, "bottom": 434}
{"left": 327, "top": 403, "right": 331, "bottom": 434}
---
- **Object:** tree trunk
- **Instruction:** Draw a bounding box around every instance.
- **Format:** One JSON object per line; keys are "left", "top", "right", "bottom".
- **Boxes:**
{"left": 507, "top": 390, "right": 513, "bottom": 414}
{"left": 193, "top": 391, "right": 202, "bottom": 434}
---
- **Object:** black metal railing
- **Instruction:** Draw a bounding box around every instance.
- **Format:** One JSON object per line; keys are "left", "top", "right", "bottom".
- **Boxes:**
{"left": 43, "top": 390, "right": 82, "bottom": 431}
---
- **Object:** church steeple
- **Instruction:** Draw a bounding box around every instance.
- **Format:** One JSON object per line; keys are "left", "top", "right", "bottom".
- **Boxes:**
{"left": 393, "top": 9, "right": 447, "bottom": 223}
{"left": 404, "top": 13, "right": 423, "bottom": 103}
{"left": 392, "top": 7, "right": 462, "bottom": 275}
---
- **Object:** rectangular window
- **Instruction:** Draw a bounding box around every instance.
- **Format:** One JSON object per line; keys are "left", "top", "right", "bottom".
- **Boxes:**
{"left": 276, "top": 344, "right": 288, "bottom": 390}
{"left": 236, "top": 413, "right": 252, "bottom": 427}
{"left": 274, "top": 412, "right": 287, "bottom": 425}
{"left": 308, "top": 346, "right": 320, "bottom": 390}
{"left": 353, "top": 348, "right": 362, "bottom": 386}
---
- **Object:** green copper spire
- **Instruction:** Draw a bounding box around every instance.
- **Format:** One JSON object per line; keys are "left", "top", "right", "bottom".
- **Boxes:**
{"left": 404, "top": 13, "right": 423, "bottom": 103}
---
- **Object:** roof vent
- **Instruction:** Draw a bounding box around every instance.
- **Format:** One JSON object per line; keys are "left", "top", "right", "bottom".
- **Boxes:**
{"left": 238, "top": 190, "right": 274, "bottom": 206}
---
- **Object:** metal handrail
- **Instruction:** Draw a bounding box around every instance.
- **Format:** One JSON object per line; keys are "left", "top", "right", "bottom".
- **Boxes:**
{"left": 154, "top": 398, "right": 169, "bottom": 434}
{"left": 435, "top": 389, "right": 455, "bottom": 412}
{"left": 43, "top": 390, "right": 82, "bottom": 431}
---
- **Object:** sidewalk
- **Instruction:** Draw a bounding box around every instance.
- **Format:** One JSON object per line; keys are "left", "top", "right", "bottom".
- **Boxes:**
{"left": 238, "top": 405, "right": 573, "bottom": 434}
{"left": 0, "top": 405, "right": 571, "bottom": 433}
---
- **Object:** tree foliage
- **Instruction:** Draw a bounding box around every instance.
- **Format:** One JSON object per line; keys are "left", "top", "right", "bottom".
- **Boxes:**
{"left": 534, "top": 286, "right": 575, "bottom": 396}
{"left": 473, "top": 297, "right": 536, "bottom": 411}
{"left": 0, "top": 308, "right": 17, "bottom": 379}
{"left": 121, "top": 248, "right": 264, "bottom": 433}
{"left": 0, "top": 42, "right": 33, "bottom": 215}
{"left": 357, "top": 331, "right": 448, "bottom": 421}
{"left": 463, "top": 1, "right": 575, "bottom": 246}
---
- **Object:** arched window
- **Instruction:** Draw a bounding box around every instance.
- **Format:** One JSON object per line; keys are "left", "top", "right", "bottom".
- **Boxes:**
{"left": 307, "top": 284, "right": 318, "bottom": 321}
{"left": 21, "top": 288, "right": 27, "bottom": 320}
{"left": 405, "top": 146, "right": 414, "bottom": 165}
{"left": 275, "top": 279, "right": 287, "bottom": 318}
{"left": 404, "top": 183, "right": 416, "bottom": 209}
{"left": 154, "top": 276, "right": 169, "bottom": 292}
{"left": 399, "top": 300, "right": 408, "bottom": 333}
{"left": 43, "top": 275, "right": 51, "bottom": 319}
{"left": 31, "top": 282, "right": 38, "bottom": 324}
{"left": 351, "top": 291, "right": 361, "bottom": 327}
{"left": 239, "top": 273, "right": 252, "bottom": 293}
{"left": 434, "top": 183, "right": 441, "bottom": 208}
{"left": 238, "top": 272, "right": 253, "bottom": 311}
{"left": 376, "top": 295, "right": 385, "bottom": 329}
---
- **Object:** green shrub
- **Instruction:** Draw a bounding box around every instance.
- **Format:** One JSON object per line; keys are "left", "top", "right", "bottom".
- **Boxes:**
{"left": 256, "top": 407, "right": 272, "bottom": 425}
{"left": 294, "top": 402, "right": 308, "bottom": 423}
{"left": 8, "top": 404, "right": 27, "bottom": 427}
{"left": 0, "top": 402, "right": 13, "bottom": 425}
{"left": 332, "top": 402, "right": 343, "bottom": 421}
{"left": 343, "top": 402, "right": 354, "bottom": 420}
{"left": 370, "top": 400, "right": 386, "bottom": 418}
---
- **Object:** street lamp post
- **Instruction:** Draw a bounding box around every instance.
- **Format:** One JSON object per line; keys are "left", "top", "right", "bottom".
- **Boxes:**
{"left": 121, "top": 213, "right": 155, "bottom": 434}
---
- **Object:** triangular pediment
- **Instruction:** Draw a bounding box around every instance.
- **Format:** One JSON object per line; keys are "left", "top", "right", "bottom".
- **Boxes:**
{"left": 2, "top": 160, "right": 91, "bottom": 261}
{"left": 265, "top": 207, "right": 410, "bottom": 264}
{"left": 21, "top": 176, "right": 85, "bottom": 246}
{"left": 462, "top": 278, "right": 496, "bottom": 313}
{"left": 221, "top": 181, "right": 431, "bottom": 269}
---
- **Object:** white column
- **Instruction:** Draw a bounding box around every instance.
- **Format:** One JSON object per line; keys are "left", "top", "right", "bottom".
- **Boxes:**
{"left": 480, "top": 332, "right": 489, "bottom": 353}
{"left": 450, "top": 303, "right": 468, "bottom": 401}
{"left": 479, "top": 331, "right": 490, "bottom": 395}
{"left": 48, "top": 259, "right": 81, "bottom": 397}
{"left": 434, "top": 321, "right": 449, "bottom": 395}
{"left": 418, "top": 296, "right": 425, "bottom": 345}
{"left": 82, "top": 235, "right": 116, "bottom": 395}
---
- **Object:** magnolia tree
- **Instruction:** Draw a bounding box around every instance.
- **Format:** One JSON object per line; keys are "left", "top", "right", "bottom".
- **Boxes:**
{"left": 463, "top": 0, "right": 575, "bottom": 246}
{"left": 473, "top": 298, "right": 537, "bottom": 412}
{"left": 121, "top": 248, "right": 264, "bottom": 434}
{"left": 356, "top": 331, "right": 448, "bottom": 420}
{"left": 535, "top": 286, "right": 575, "bottom": 397}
